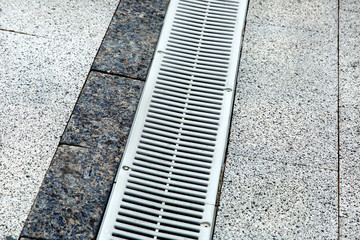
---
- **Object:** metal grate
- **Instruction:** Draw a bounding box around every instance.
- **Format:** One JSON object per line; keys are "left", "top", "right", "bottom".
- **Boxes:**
{"left": 97, "top": 0, "right": 248, "bottom": 239}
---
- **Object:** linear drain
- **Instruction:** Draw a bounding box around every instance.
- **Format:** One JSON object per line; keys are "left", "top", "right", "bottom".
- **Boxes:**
{"left": 97, "top": 0, "right": 248, "bottom": 239}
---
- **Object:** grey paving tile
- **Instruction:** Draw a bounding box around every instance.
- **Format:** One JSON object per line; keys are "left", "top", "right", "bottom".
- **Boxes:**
{"left": 341, "top": 218, "right": 360, "bottom": 239}
{"left": 239, "top": 22, "right": 337, "bottom": 95}
{"left": 92, "top": 0, "right": 169, "bottom": 80}
{"left": 21, "top": 145, "right": 121, "bottom": 240}
{"left": 228, "top": 83, "right": 338, "bottom": 169}
{"left": 214, "top": 154, "right": 338, "bottom": 239}
{"left": 0, "top": 0, "right": 118, "bottom": 38}
{"left": 341, "top": 0, "right": 360, "bottom": 12}
{"left": 340, "top": 10, "right": 360, "bottom": 67}
{"left": 247, "top": 0, "right": 338, "bottom": 34}
{"left": 60, "top": 71, "right": 144, "bottom": 150}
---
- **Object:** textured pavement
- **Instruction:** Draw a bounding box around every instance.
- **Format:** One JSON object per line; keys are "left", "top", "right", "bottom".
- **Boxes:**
{"left": 0, "top": 0, "right": 359, "bottom": 239}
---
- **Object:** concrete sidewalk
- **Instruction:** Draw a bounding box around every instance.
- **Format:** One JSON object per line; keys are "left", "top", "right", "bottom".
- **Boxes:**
{"left": 215, "top": 0, "right": 360, "bottom": 239}
{"left": 0, "top": 0, "right": 359, "bottom": 239}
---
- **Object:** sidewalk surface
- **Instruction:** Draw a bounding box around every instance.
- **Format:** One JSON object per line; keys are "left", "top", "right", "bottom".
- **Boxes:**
{"left": 0, "top": 0, "right": 359, "bottom": 239}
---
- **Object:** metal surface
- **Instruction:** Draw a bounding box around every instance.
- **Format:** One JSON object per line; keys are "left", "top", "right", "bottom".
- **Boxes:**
{"left": 97, "top": 0, "right": 248, "bottom": 239}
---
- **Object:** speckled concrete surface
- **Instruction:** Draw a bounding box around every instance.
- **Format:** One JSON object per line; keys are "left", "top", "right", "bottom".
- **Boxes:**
{"left": 341, "top": 0, "right": 360, "bottom": 12}
{"left": 214, "top": 154, "right": 338, "bottom": 239}
{"left": 0, "top": 0, "right": 117, "bottom": 38}
{"left": 215, "top": 0, "right": 340, "bottom": 238}
{"left": 92, "top": 0, "right": 169, "bottom": 80}
{"left": 0, "top": 1, "right": 118, "bottom": 238}
{"left": 228, "top": 83, "right": 337, "bottom": 169}
{"left": 247, "top": 0, "right": 338, "bottom": 34}
{"left": 239, "top": 23, "right": 338, "bottom": 95}
{"left": 341, "top": 218, "right": 360, "bottom": 239}
{"left": 339, "top": 10, "right": 360, "bottom": 67}
{"left": 339, "top": 8, "right": 360, "bottom": 229}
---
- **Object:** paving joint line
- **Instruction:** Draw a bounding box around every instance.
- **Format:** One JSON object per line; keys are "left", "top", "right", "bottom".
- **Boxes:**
{"left": 58, "top": 143, "right": 91, "bottom": 149}
{"left": 337, "top": 0, "right": 341, "bottom": 238}
{"left": 91, "top": 69, "right": 144, "bottom": 82}
{"left": 0, "top": 28, "right": 46, "bottom": 38}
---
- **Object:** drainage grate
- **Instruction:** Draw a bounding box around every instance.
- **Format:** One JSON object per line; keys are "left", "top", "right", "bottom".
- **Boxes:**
{"left": 97, "top": 0, "right": 248, "bottom": 239}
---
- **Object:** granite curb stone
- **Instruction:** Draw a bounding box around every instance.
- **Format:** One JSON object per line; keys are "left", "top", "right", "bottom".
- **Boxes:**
{"left": 92, "top": 0, "right": 170, "bottom": 80}
{"left": 60, "top": 71, "right": 144, "bottom": 150}
{"left": 21, "top": 145, "right": 122, "bottom": 240}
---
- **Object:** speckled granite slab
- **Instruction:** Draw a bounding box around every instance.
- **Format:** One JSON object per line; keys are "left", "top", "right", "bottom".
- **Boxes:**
{"left": 21, "top": 73, "right": 143, "bottom": 239}
{"left": 21, "top": 145, "right": 121, "bottom": 239}
{"left": 92, "top": 0, "right": 169, "bottom": 80}
{"left": 60, "top": 71, "right": 144, "bottom": 150}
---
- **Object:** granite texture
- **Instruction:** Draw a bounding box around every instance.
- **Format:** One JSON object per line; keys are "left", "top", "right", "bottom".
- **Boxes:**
{"left": 60, "top": 71, "right": 144, "bottom": 150}
{"left": 0, "top": 0, "right": 118, "bottom": 38}
{"left": 228, "top": 83, "right": 338, "bottom": 169}
{"left": 341, "top": 0, "right": 360, "bottom": 12}
{"left": 239, "top": 22, "right": 338, "bottom": 95}
{"left": 341, "top": 218, "right": 360, "bottom": 239}
{"left": 21, "top": 145, "right": 121, "bottom": 240}
{"left": 214, "top": 154, "right": 338, "bottom": 239}
{"left": 340, "top": 10, "right": 360, "bottom": 67}
{"left": 247, "top": 0, "right": 338, "bottom": 34}
{"left": 92, "top": 0, "right": 169, "bottom": 80}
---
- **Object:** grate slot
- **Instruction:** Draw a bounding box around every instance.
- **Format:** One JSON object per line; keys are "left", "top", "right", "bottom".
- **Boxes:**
{"left": 113, "top": 223, "right": 197, "bottom": 240}
{"left": 118, "top": 209, "right": 201, "bottom": 231}
{"left": 97, "top": 0, "right": 248, "bottom": 239}
{"left": 129, "top": 172, "right": 208, "bottom": 192}
{"left": 135, "top": 149, "right": 213, "bottom": 168}
{"left": 140, "top": 132, "right": 215, "bottom": 152}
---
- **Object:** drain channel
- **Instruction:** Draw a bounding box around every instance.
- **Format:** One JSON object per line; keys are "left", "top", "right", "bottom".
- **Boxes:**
{"left": 97, "top": 0, "right": 248, "bottom": 239}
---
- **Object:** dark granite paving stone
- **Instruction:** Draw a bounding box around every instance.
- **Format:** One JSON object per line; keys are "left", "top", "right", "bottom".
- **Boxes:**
{"left": 21, "top": 145, "right": 122, "bottom": 240}
{"left": 92, "top": 0, "right": 169, "bottom": 80}
{"left": 61, "top": 71, "right": 144, "bottom": 150}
